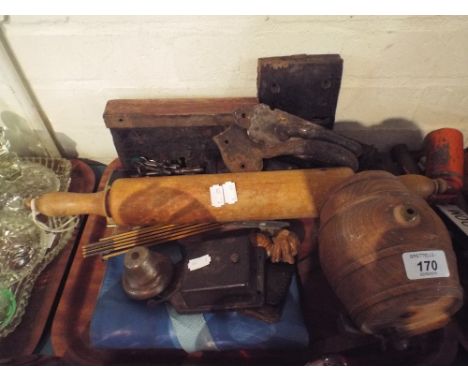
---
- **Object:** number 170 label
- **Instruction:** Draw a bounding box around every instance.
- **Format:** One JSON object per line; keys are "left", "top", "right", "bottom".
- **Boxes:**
{"left": 402, "top": 250, "right": 450, "bottom": 280}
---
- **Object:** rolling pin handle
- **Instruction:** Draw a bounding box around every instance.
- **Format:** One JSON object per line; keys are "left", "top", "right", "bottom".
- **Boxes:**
{"left": 28, "top": 191, "right": 108, "bottom": 218}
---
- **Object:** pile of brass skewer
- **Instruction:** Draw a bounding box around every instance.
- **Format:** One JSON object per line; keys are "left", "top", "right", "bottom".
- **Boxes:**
{"left": 82, "top": 222, "right": 223, "bottom": 260}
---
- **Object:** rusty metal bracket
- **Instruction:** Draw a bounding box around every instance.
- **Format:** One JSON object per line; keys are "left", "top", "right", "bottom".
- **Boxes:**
{"left": 213, "top": 104, "right": 361, "bottom": 172}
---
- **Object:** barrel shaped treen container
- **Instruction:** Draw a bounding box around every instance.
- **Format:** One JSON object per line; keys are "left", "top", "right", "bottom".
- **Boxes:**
{"left": 319, "top": 171, "right": 463, "bottom": 337}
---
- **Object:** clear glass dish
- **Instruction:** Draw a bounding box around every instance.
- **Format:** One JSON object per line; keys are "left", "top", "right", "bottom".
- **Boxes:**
{"left": 0, "top": 157, "right": 76, "bottom": 337}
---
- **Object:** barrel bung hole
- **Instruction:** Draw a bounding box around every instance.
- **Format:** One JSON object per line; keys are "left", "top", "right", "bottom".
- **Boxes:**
{"left": 393, "top": 204, "right": 420, "bottom": 226}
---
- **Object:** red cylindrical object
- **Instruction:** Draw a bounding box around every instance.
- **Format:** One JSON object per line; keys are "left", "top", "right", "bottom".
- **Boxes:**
{"left": 424, "top": 128, "right": 464, "bottom": 193}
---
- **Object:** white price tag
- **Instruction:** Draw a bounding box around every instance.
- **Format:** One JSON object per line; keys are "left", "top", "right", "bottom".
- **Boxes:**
{"left": 222, "top": 181, "right": 238, "bottom": 205}
{"left": 188, "top": 254, "right": 211, "bottom": 271}
{"left": 209, "top": 181, "right": 238, "bottom": 207}
{"left": 402, "top": 250, "right": 450, "bottom": 280}
{"left": 209, "top": 184, "right": 224, "bottom": 208}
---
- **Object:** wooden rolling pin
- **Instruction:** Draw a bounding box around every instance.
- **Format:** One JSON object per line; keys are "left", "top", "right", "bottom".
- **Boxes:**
{"left": 30, "top": 168, "right": 354, "bottom": 226}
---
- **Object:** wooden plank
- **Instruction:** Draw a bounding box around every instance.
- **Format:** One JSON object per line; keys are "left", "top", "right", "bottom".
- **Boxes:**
{"left": 257, "top": 54, "right": 343, "bottom": 128}
{"left": 104, "top": 98, "right": 258, "bottom": 129}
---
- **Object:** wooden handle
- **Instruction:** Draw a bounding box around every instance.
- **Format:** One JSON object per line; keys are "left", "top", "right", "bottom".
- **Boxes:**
{"left": 399, "top": 174, "right": 448, "bottom": 199}
{"left": 32, "top": 191, "right": 107, "bottom": 217}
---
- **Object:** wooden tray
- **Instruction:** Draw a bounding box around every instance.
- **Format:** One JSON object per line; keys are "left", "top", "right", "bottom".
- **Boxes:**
{"left": 0, "top": 159, "right": 95, "bottom": 359}
{"left": 48, "top": 159, "right": 462, "bottom": 365}
{"left": 50, "top": 159, "right": 316, "bottom": 365}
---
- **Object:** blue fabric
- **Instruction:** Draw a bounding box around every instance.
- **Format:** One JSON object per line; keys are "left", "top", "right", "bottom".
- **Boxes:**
{"left": 90, "top": 244, "right": 309, "bottom": 352}
{"left": 202, "top": 278, "right": 308, "bottom": 350}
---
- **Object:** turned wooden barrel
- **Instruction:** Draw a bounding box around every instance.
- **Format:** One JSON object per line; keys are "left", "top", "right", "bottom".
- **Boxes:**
{"left": 319, "top": 170, "right": 463, "bottom": 337}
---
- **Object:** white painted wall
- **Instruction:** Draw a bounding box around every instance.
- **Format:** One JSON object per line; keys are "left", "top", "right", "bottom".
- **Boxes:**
{"left": 1, "top": 15, "right": 468, "bottom": 163}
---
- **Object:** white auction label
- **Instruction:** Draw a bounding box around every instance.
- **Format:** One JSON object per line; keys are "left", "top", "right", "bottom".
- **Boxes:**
{"left": 188, "top": 254, "right": 212, "bottom": 271}
{"left": 222, "top": 181, "right": 238, "bottom": 205}
{"left": 402, "top": 250, "right": 450, "bottom": 280}
{"left": 209, "top": 181, "right": 238, "bottom": 207}
{"left": 209, "top": 184, "right": 224, "bottom": 208}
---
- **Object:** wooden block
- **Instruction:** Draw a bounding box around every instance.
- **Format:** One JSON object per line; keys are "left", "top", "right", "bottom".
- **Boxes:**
{"left": 257, "top": 54, "right": 343, "bottom": 128}
{"left": 103, "top": 98, "right": 258, "bottom": 129}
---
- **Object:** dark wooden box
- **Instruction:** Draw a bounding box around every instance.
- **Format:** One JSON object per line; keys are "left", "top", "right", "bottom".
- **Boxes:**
{"left": 103, "top": 98, "right": 258, "bottom": 172}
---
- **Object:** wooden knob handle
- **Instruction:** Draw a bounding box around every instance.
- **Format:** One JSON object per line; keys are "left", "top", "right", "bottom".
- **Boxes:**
{"left": 399, "top": 174, "right": 448, "bottom": 199}
{"left": 31, "top": 191, "right": 107, "bottom": 217}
